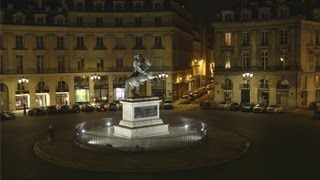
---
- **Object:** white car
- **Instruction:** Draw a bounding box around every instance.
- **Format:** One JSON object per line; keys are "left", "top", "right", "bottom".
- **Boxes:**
{"left": 180, "top": 95, "right": 191, "bottom": 104}
{"left": 266, "top": 104, "right": 284, "bottom": 113}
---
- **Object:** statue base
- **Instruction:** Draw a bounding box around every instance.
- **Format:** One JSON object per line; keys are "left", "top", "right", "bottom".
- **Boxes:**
{"left": 114, "top": 97, "right": 169, "bottom": 138}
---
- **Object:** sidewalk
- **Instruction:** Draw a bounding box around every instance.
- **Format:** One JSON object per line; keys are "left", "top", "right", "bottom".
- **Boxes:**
{"left": 34, "top": 126, "right": 250, "bottom": 172}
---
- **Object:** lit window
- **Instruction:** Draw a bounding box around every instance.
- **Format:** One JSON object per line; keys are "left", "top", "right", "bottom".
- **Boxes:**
{"left": 225, "top": 33, "right": 232, "bottom": 46}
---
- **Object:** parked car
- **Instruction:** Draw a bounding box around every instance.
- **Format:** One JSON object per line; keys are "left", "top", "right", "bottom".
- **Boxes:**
{"left": 214, "top": 101, "right": 231, "bottom": 110}
{"left": 309, "top": 102, "right": 320, "bottom": 110}
{"left": 200, "top": 101, "right": 212, "bottom": 110}
{"left": 180, "top": 95, "right": 191, "bottom": 104}
{"left": 253, "top": 103, "right": 268, "bottom": 113}
{"left": 95, "top": 103, "right": 108, "bottom": 112}
{"left": 1, "top": 111, "right": 15, "bottom": 120}
{"left": 57, "top": 105, "right": 69, "bottom": 114}
{"left": 241, "top": 103, "right": 255, "bottom": 112}
{"left": 81, "top": 103, "right": 95, "bottom": 113}
{"left": 266, "top": 104, "right": 284, "bottom": 113}
{"left": 69, "top": 104, "right": 80, "bottom": 113}
{"left": 107, "top": 103, "right": 118, "bottom": 111}
{"left": 163, "top": 99, "right": 174, "bottom": 110}
{"left": 229, "top": 102, "right": 242, "bottom": 111}
{"left": 28, "top": 107, "right": 47, "bottom": 116}
{"left": 312, "top": 109, "right": 320, "bottom": 120}
{"left": 46, "top": 105, "right": 58, "bottom": 115}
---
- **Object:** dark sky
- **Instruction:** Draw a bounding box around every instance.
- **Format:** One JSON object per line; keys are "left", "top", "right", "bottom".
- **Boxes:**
{"left": 181, "top": 0, "right": 241, "bottom": 22}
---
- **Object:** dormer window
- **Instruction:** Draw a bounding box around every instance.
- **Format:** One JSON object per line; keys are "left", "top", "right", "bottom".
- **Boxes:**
{"left": 278, "top": 6, "right": 289, "bottom": 17}
{"left": 250, "top": 2, "right": 258, "bottom": 8}
{"left": 76, "top": 2, "right": 83, "bottom": 10}
{"left": 133, "top": 1, "right": 144, "bottom": 11}
{"left": 34, "top": 14, "right": 47, "bottom": 25}
{"left": 259, "top": 8, "right": 271, "bottom": 19}
{"left": 265, "top": 1, "right": 272, "bottom": 6}
{"left": 54, "top": 15, "right": 66, "bottom": 25}
{"left": 115, "top": 3, "right": 122, "bottom": 11}
{"left": 153, "top": 2, "right": 162, "bottom": 11}
{"left": 221, "top": 11, "right": 234, "bottom": 22}
{"left": 13, "top": 12, "right": 25, "bottom": 24}
{"left": 95, "top": 2, "right": 103, "bottom": 11}
{"left": 240, "top": 9, "right": 251, "bottom": 21}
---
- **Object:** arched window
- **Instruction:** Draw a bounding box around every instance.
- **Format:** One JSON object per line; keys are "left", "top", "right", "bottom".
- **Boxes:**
{"left": 36, "top": 81, "right": 49, "bottom": 92}
{"left": 276, "top": 79, "right": 289, "bottom": 89}
{"left": 258, "top": 79, "right": 269, "bottom": 89}
{"left": 56, "top": 81, "right": 68, "bottom": 92}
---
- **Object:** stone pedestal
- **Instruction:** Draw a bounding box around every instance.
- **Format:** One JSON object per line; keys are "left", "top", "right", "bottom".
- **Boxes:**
{"left": 114, "top": 97, "right": 169, "bottom": 138}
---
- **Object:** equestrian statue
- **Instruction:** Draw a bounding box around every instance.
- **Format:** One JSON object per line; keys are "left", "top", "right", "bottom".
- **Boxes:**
{"left": 124, "top": 54, "right": 158, "bottom": 98}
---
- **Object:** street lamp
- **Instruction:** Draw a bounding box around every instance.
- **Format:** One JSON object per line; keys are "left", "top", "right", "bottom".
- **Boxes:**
{"left": 18, "top": 76, "right": 29, "bottom": 115}
{"left": 158, "top": 72, "right": 168, "bottom": 99}
{"left": 242, "top": 72, "right": 253, "bottom": 88}
{"left": 280, "top": 57, "right": 285, "bottom": 71}
{"left": 90, "top": 74, "right": 101, "bottom": 81}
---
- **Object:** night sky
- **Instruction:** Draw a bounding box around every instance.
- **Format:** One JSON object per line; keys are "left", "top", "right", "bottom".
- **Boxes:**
{"left": 179, "top": 0, "right": 241, "bottom": 22}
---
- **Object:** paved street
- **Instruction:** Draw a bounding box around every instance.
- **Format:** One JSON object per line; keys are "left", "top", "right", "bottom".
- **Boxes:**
{"left": 1, "top": 102, "right": 320, "bottom": 180}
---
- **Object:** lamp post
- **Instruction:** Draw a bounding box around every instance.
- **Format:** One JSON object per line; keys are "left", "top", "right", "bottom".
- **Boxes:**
{"left": 242, "top": 72, "right": 253, "bottom": 88}
{"left": 158, "top": 72, "right": 168, "bottom": 100}
{"left": 18, "top": 76, "right": 29, "bottom": 115}
{"left": 280, "top": 57, "right": 285, "bottom": 71}
{"left": 90, "top": 74, "right": 101, "bottom": 81}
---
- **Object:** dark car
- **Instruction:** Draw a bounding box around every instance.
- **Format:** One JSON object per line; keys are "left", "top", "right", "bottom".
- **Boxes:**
{"left": 57, "top": 105, "right": 69, "bottom": 114}
{"left": 1, "top": 111, "right": 16, "bottom": 120}
{"left": 28, "top": 107, "right": 47, "bottom": 116}
{"left": 241, "top": 103, "right": 255, "bottom": 112}
{"left": 309, "top": 102, "right": 320, "bottom": 110}
{"left": 312, "top": 109, "right": 320, "bottom": 120}
{"left": 95, "top": 103, "right": 108, "bottom": 112}
{"left": 69, "top": 104, "right": 80, "bottom": 113}
{"left": 163, "top": 99, "right": 174, "bottom": 110}
{"left": 229, "top": 102, "right": 242, "bottom": 111}
{"left": 81, "top": 104, "right": 95, "bottom": 113}
{"left": 107, "top": 103, "right": 118, "bottom": 111}
{"left": 200, "top": 101, "right": 212, "bottom": 110}
{"left": 253, "top": 103, "right": 268, "bottom": 113}
{"left": 46, "top": 105, "right": 58, "bottom": 115}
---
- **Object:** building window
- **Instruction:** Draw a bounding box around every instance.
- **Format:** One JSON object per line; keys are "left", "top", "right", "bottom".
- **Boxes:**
{"left": 96, "top": 37, "right": 104, "bottom": 49}
{"left": 224, "top": 33, "right": 232, "bottom": 46}
{"left": 76, "top": 36, "right": 85, "bottom": 49}
{"left": 261, "top": 31, "right": 269, "bottom": 45}
{"left": 115, "top": 3, "right": 122, "bottom": 11}
{"left": 77, "top": 56, "right": 84, "bottom": 72}
{"left": 316, "top": 75, "right": 320, "bottom": 89}
{"left": 279, "top": 8, "right": 288, "bottom": 17}
{"left": 116, "top": 57, "right": 123, "bottom": 68}
{"left": 96, "top": 17, "right": 103, "bottom": 26}
{"left": 242, "top": 32, "right": 250, "bottom": 46}
{"left": 16, "top": 55, "right": 23, "bottom": 73}
{"left": 15, "top": 15, "right": 23, "bottom": 24}
{"left": 135, "top": 17, "right": 142, "bottom": 26}
{"left": 223, "top": 13, "right": 233, "bottom": 22}
{"left": 36, "top": 36, "right": 44, "bottom": 49}
{"left": 302, "top": 76, "right": 308, "bottom": 90}
{"left": 57, "top": 17, "right": 64, "bottom": 25}
{"left": 36, "top": 55, "right": 44, "bottom": 73}
{"left": 115, "top": 37, "right": 124, "bottom": 49}
{"left": 57, "top": 55, "right": 65, "bottom": 73}
{"left": 135, "top": 36, "right": 143, "bottom": 48}
{"left": 95, "top": 3, "right": 103, "bottom": 10}
{"left": 154, "top": 3, "right": 161, "bottom": 11}
{"left": 280, "top": 29, "right": 288, "bottom": 44}
{"left": 261, "top": 51, "right": 268, "bottom": 71}
{"left": 224, "top": 52, "right": 231, "bottom": 69}
{"left": 97, "top": 58, "right": 104, "bottom": 70}
{"left": 0, "top": 55, "right": 3, "bottom": 74}
{"left": 134, "top": 3, "right": 142, "bottom": 11}
{"left": 15, "top": 36, "right": 24, "bottom": 49}
{"left": 280, "top": 49, "right": 288, "bottom": 67}
{"left": 154, "top": 36, "right": 162, "bottom": 48}
{"left": 76, "top": 3, "right": 83, "bottom": 10}
{"left": 56, "top": 36, "right": 64, "bottom": 49}
{"left": 0, "top": 35, "right": 3, "bottom": 49}
{"left": 155, "top": 17, "right": 162, "bottom": 26}
{"left": 242, "top": 51, "right": 250, "bottom": 71}
{"left": 36, "top": 17, "right": 44, "bottom": 24}
{"left": 115, "top": 17, "right": 122, "bottom": 26}
{"left": 76, "top": 17, "right": 83, "bottom": 25}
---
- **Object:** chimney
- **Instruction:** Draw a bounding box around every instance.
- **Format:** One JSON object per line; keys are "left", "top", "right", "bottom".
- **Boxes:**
{"left": 38, "top": 0, "right": 43, "bottom": 9}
